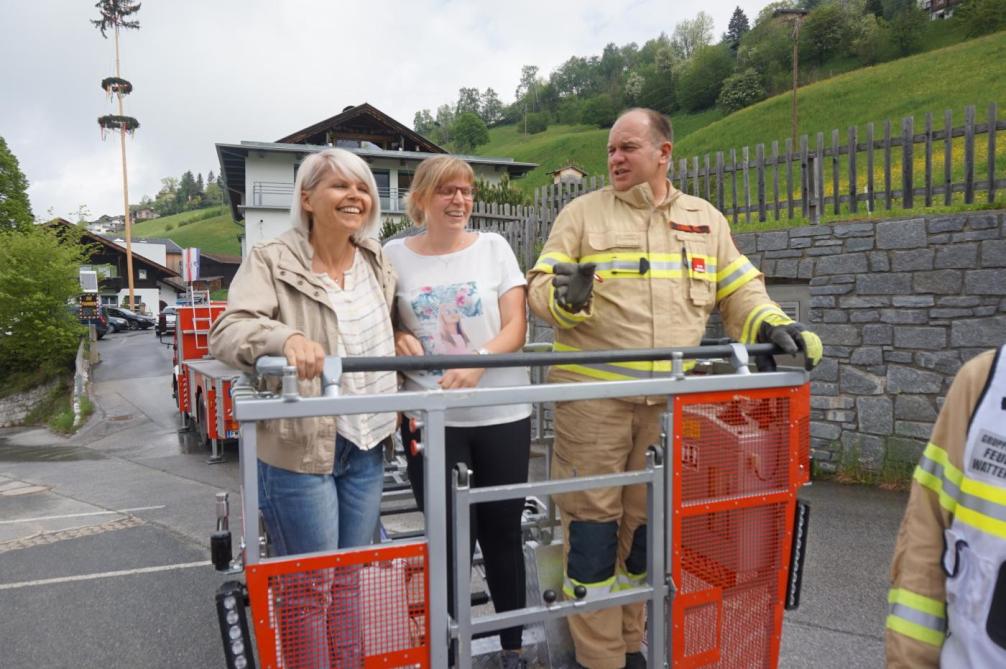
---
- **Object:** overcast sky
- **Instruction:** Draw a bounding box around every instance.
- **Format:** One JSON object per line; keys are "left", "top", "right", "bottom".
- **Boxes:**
{"left": 2, "top": 0, "right": 766, "bottom": 219}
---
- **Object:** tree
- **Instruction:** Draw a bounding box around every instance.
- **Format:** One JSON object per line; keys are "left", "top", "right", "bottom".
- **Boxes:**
{"left": 413, "top": 109, "right": 435, "bottom": 135}
{"left": 480, "top": 88, "right": 504, "bottom": 125}
{"left": 0, "top": 136, "right": 33, "bottom": 232}
{"left": 581, "top": 94, "right": 618, "bottom": 128}
{"left": 671, "top": 11, "right": 715, "bottom": 60}
{"left": 717, "top": 68, "right": 767, "bottom": 113}
{"left": 623, "top": 71, "right": 644, "bottom": 104}
{"left": 455, "top": 87, "right": 481, "bottom": 116}
{"left": 956, "top": 0, "right": 1006, "bottom": 37}
{"left": 888, "top": 5, "right": 927, "bottom": 56}
{"left": 726, "top": 7, "right": 751, "bottom": 52}
{"left": 91, "top": 0, "right": 140, "bottom": 37}
{"left": 206, "top": 170, "right": 216, "bottom": 185}
{"left": 802, "top": 2, "right": 855, "bottom": 64}
{"left": 0, "top": 225, "right": 90, "bottom": 379}
{"left": 432, "top": 104, "right": 455, "bottom": 146}
{"left": 850, "top": 13, "right": 886, "bottom": 65}
{"left": 637, "top": 65, "right": 676, "bottom": 113}
{"left": 451, "top": 112, "right": 489, "bottom": 153}
{"left": 514, "top": 65, "right": 540, "bottom": 102}
{"left": 865, "top": 0, "right": 885, "bottom": 17}
{"left": 677, "top": 44, "right": 735, "bottom": 112}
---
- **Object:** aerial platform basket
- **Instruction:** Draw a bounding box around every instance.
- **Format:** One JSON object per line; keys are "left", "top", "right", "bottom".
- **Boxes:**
{"left": 670, "top": 384, "right": 811, "bottom": 668}
{"left": 213, "top": 342, "right": 811, "bottom": 669}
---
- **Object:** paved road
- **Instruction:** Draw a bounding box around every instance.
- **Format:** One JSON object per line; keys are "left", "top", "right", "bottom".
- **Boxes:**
{"left": 0, "top": 330, "right": 907, "bottom": 668}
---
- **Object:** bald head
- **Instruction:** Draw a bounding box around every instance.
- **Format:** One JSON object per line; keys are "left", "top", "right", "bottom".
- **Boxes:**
{"left": 607, "top": 108, "right": 673, "bottom": 197}
{"left": 616, "top": 108, "right": 673, "bottom": 145}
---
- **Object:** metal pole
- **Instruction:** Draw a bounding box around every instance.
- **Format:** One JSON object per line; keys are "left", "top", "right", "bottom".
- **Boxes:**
{"left": 240, "top": 422, "right": 259, "bottom": 566}
{"left": 453, "top": 465, "right": 473, "bottom": 667}
{"left": 423, "top": 409, "right": 450, "bottom": 668}
{"left": 645, "top": 447, "right": 667, "bottom": 668}
{"left": 661, "top": 407, "right": 677, "bottom": 665}
{"left": 114, "top": 24, "right": 136, "bottom": 311}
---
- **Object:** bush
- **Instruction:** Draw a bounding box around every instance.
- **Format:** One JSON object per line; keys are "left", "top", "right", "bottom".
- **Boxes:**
{"left": 581, "top": 94, "right": 619, "bottom": 128}
{"left": 556, "top": 98, "right": 584, "bottom": 125}
{"left": 717, "top": 69, "right": 767, "bottom": 113}
{"left": 0, "top": 226, "right": 89, "bottom": 379}
{"left": 164, "top": 222, "right": 175, "bottom": 231}
{"left": 525, "top": 111, "right": 549, "bottom": 134}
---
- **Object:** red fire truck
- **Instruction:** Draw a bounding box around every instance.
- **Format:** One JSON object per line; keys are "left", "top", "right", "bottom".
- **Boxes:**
{"left": 172, "top": 301, "right": 240, "bottom": 463}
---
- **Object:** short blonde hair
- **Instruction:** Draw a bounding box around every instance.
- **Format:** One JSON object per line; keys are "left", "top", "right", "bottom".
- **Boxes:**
{"left": 290, "top": 148, "right": 381, "bottom": 241}
{"left": 405, "top": 156, "right": 475, "bottom": 225}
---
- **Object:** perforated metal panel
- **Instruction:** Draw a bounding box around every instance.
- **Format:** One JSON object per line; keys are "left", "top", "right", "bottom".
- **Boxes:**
{"left": 671, "top": 384, "right": 810, "bottom": 669}
{"left": 247, "top": 542, "right": 429, "bottom": 669}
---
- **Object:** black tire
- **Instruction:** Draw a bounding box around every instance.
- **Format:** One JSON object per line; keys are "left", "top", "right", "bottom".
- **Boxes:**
{"left": 128, "top": 320, "right": 138, "bottom": 330}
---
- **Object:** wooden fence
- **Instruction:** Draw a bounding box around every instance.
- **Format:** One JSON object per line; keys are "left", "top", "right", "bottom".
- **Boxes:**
{"left": 467, "top": 103, "right": 1005, "bottom": 268}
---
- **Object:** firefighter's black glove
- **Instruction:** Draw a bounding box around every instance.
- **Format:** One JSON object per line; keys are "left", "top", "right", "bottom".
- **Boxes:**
{"left": 757, "top": 320, "right": 823, "bottom": 371}
{"left": 552, "top": 262, "right": 596, "bottom": 313}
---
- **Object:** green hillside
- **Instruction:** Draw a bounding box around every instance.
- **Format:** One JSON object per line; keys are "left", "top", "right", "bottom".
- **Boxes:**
{"left": 131, "top": 206, "right": 242, "bottom": 255}
{"left": 477, "top": 31, "right": 1006, "bottom": 195}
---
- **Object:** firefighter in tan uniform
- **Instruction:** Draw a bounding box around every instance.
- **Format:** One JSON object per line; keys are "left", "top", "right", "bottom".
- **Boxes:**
{"left": 527, "top": 108, "right": 823, "bottom": 669}
{"left": 887, "top": 346, "right": 1006, "bottom": 668}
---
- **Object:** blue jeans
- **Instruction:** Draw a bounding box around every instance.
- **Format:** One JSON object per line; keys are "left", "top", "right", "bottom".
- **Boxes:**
{"left": 257, "top": 434, "right": 385, "bottom": 667}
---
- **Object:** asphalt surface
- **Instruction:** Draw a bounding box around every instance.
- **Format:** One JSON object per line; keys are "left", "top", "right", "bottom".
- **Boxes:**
{"left": 0, "top": 329, "right": 908, "bottom": 668}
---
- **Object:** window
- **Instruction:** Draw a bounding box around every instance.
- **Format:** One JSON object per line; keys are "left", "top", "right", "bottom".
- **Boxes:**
{"left": 138, "top": 269, "right": 147, "bottom": 280}
{"left": 372, "top": 170, "right": 391, "bottom": 211}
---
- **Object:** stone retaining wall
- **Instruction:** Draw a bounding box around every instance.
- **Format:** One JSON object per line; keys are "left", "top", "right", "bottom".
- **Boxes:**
{"left": 0, "top": 379, "right": 59, "bottom": 428}
{"left": 733, "top": 210, "right": 1006, "bottom": 471}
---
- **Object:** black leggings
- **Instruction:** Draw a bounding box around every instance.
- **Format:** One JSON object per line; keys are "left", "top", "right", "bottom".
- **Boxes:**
{"left": 402, "top": 416, "right": 531, "bottom": 651}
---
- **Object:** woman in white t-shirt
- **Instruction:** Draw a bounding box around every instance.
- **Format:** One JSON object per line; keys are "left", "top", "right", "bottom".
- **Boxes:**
{"left": 383, "top": 156, "right": 531, "bottom": 669}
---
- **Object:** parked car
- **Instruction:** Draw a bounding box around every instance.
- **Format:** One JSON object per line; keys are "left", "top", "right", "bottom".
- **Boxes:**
{"left": 106, "top": 313, "right": 129, "bottom": 333}
{"left": 107, "top": 306, "right": 156, "bottom": 330}
{"left": 156, "top": 306, "right": 177, "bottom": 336}
{"left": 71, "top": 304, "right": 108, "bottom": 339}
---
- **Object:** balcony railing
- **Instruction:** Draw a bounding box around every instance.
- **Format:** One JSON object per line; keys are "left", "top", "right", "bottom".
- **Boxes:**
{"left": 251, "top": 181, "right": 406, "bottom": 212}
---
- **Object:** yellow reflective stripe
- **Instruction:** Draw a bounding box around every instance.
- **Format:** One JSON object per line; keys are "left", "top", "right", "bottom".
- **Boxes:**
{"left": 716, "top": 258, "right": 760, "bottom": 300}
{"left": 885, "top": 615, "right": 946, "bottom": 647}
{"left": 532, "top": 251, "right": 576, "bottom": 274}
{"left": 552, "top": 341, "right": 696, "bottom": 380}
{"left": 915, "top": 442, "right": 1006, "bottom": 540}
{"left": 888, "top": 588, "right": 945, "bottom": 618}
{"left": 563, "top": 575, "right": 617, "bottom": 600}
{"left": 614, "top": 567, "right": 647, "bottom": 591}
{"left": 548, "top": 284, "right": 588, "bottom": 330}
{"left": 740, "top": 304, "right": 789, "bottom": 343}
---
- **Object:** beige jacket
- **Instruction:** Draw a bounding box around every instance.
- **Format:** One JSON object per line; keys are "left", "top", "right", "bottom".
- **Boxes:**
{"left": 886, "top": 349, "right": 997, "bottom": 667}
{"left": 527, "top": 181, "right": 782, "bottom": 388}
{"left": 208, "top": 224, "right": 396, "bottom": 474}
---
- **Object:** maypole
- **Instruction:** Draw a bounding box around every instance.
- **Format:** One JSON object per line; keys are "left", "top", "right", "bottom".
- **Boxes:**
{"left": 93, "top": 1, "right": 141, "bottom": 310}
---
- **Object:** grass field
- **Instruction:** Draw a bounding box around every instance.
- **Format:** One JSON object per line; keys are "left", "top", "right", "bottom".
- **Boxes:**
{"left": 476, "top": 31, "right": 1006, "bottom": 207}
{"left": 130, "top": 206, "right": 242, "bottom": 255}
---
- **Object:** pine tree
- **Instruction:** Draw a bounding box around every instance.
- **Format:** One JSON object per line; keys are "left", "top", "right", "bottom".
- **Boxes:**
{"left": 726, "top": 7, "right": 750, "bottom": 52}
{"left": 0, "top": 136, "right": 34, "bottom": 231}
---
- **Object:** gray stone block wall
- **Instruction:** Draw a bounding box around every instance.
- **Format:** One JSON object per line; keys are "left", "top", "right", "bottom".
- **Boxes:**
{"left": 0, "top": 380, "right": 59, "bottom": 427}
{"left": 733, "top": 211, "right": 1006, "bottom": 472}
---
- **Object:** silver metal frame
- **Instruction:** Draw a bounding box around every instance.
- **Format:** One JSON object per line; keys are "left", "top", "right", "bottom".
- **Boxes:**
{"left": 231, "top": 354, "right": 807, "bottom": 669}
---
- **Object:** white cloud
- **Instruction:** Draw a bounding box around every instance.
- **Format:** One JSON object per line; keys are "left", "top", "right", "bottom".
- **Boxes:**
{"left": 1, "top": 0, "right": 765, "bottom": 217}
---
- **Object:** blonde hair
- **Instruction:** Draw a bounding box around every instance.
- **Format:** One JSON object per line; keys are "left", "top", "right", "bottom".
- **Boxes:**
{"left": 405, "top": 156, "right": 475, "bottom": 225}
{"left": 290, "top": 148, "right": 381, "bottom": 241}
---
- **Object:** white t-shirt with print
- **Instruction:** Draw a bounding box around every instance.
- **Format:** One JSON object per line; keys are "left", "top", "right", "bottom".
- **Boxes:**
{"left": 383, "top": 232, "right": 532, "bottom": 427}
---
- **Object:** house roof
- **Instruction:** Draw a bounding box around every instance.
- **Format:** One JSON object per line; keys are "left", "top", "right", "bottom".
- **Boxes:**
{"left": 277, "top": 103, "right": 446, "bottom": 153}
{"left": 50, "top": 219, "right": 180, "bottom": 280}
{"left": 550, "top": 163, "right": 589, "bottom": 176}
{"left": 201, "top": 252, "right": 242, "bottom": 265}
{"left": 135, "top": 237, "right": 184, "bottom": 254}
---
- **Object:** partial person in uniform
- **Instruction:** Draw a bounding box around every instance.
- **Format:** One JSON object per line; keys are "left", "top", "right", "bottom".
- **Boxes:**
{"left": 886, "top": 345, "right": 1006, "bottom": 667}
{"left": 209, "top": 148, "right": 398, "bottom": 666}
{"left": 384, "top": 155, "right": 532, "bottom": 669}
{"left": 526, "top": 107, "right": 822, "bottom": 669}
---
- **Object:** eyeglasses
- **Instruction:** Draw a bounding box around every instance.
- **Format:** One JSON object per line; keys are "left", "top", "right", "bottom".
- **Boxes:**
{"left": 435, "top": 185, "right": 474, "bottom": 199}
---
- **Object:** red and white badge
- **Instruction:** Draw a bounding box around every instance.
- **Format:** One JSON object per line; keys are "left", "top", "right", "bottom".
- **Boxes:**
{"left": 691, "top": 257, "right": 706, "bottom": 274}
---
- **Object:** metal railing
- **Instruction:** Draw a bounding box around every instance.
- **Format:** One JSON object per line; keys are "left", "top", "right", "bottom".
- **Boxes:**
{"left": 250, "top": 181, "right": 407, "bottom": 212}
{"left": 229, "top": 343, "right": 807, "bottom": 668}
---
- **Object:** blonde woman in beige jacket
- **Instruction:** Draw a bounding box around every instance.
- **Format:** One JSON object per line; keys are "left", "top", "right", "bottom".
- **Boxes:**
{"left": 209, "top": 148, "right": 397, "bottom": 666}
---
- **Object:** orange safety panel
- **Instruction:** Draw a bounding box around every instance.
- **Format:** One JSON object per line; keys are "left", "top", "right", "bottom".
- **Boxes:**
{"left": 247, "top": 542, "right": 430, "bottom": 669}
{"left": 671, "top": 383, "right": 810, "bottom": 669}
